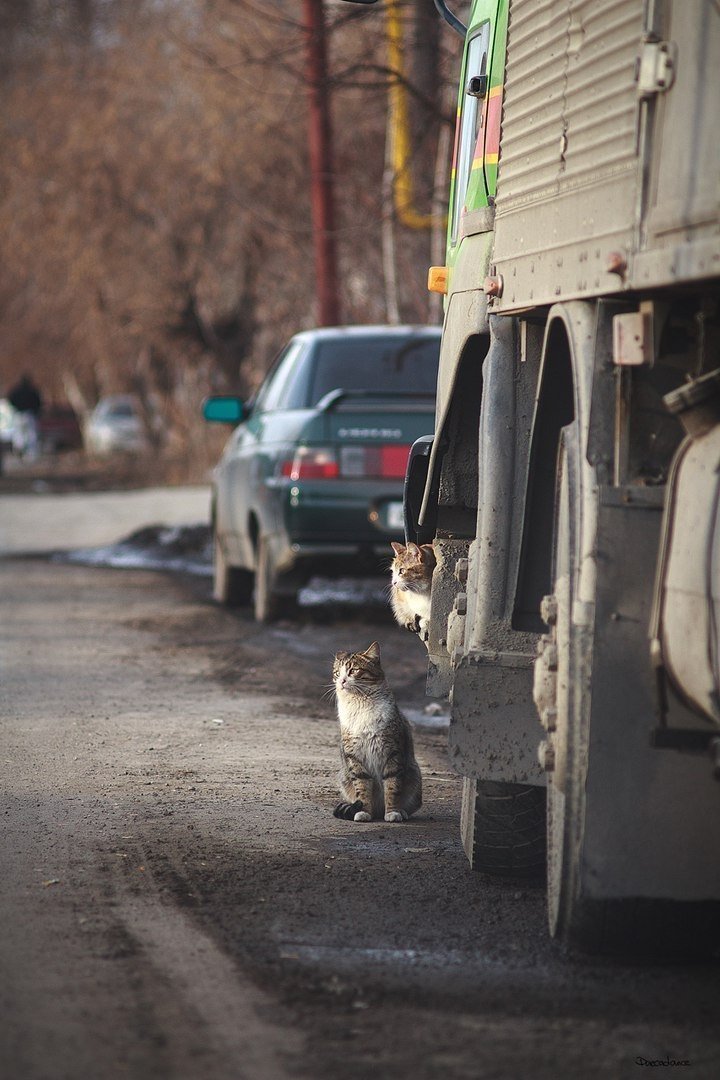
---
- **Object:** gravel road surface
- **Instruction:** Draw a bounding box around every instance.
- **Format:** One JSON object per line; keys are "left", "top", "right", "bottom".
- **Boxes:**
{"left": 1, "top": 492, "right": 719, "bottom": 1079}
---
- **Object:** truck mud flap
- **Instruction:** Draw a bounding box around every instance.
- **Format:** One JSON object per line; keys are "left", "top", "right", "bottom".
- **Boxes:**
{"left": 448, "top": 650, "right": 544, "bottom": 785}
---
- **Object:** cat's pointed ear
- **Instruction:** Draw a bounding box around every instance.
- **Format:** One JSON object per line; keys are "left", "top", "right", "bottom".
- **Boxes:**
{"left": 420, "top": 543, "right": 436, "bottom": 564}
{"left": 406, "top": 542, "right": 421, "bottom": 557}
{"left": 364, "top": 641, "right": 381, "bottom": 660}
{"left": 390, "top": 542, "right": 405, "bottom": 555}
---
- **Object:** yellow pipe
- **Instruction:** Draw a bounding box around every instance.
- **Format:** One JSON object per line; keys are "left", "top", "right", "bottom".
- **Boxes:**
{"left": 386, "top": 0, "right": 445, "bottom": 230}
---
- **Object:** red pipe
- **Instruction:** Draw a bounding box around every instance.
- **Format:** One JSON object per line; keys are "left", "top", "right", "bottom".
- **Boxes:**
{"left": 302, "top": 0, "right": 341, "bottom": 326}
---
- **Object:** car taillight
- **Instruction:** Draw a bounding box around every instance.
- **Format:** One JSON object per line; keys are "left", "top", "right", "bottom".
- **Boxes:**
{"left": 340, "top": 445, "right": 410, "bottom": 479}
{"left": 281, "top": 447, "right": 339, "bottom": 480}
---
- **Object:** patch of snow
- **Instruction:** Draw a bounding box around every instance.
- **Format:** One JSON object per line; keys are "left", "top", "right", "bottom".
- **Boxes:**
{"left": 403, "top": 705, "right": 450, "bottom": 730}
{"left": 298, "top": 576, "right": 389, "bottom": 608}
{"left": 58, "top": 524, "right": 212, "bottom": 577}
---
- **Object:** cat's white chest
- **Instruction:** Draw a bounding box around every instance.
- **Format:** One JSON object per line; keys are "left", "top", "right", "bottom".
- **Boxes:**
{"left": 337, "top": 693, "right": 378, "bottom": 732}
{"left": 392, "top": 586, "right": 431, "bottom": 632}
{"left": 337, "top": 693, "right": 392, "bottom": 775}
{"left": 408, "top": 589, "right": 431, "bottom": 619}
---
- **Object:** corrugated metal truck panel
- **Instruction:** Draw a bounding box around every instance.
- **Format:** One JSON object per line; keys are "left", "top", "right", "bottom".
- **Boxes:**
{"left": 493, "top": 0, "right": 645, "bottom": 309}
{"left": 499, "top": 0, "right": 567, "bottom": 203}
{"left": 634, "top": 0, "right": 720, "bottom": 288}
{"left": 563, "top": 1, "right": 640, "bottom": 185}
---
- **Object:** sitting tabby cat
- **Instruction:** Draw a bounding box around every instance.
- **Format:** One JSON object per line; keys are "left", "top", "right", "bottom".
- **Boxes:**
{"left": 390, "top": 541, "right": 436, "bottom": 637}
{"left": 332, "top": 641, "right": 422, "bottom": 823}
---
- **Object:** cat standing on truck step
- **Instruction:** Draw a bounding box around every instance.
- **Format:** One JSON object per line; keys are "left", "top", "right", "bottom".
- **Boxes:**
{"left": 389, "top": 541, "right": 436, "bottom": 637}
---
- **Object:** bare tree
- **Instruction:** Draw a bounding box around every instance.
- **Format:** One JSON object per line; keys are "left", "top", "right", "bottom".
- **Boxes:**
{"left": 0, "top": 0, "right": 455, "bottom": 477}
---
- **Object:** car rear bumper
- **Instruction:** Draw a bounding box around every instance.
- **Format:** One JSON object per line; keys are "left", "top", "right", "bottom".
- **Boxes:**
{"left": 290, "top": 542, "right": 390, "bottom": 558}
{"left": 281, "top": 478, "right": 405, "bottom": 545}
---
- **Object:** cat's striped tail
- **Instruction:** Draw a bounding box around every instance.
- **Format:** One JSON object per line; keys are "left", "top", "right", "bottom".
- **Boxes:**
{"left": 333, "top": 800, "right": 363, "bottom": 820}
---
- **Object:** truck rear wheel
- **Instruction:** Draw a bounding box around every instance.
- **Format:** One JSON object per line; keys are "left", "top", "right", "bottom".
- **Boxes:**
{"left": 544, "top": 429, "right": 676, "bottom": 953}
{"left": 545, "top": 426, "right": 606, "bottom": 947}
{"left": 548, "top": 429, "right": 720, "bottom": 956}
{"left": 461, "top": 777, "right": 546, "bottom": 880}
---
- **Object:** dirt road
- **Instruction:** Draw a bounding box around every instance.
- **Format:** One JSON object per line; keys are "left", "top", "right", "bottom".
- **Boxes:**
{"left": 2, "top": 558, "right": 719, "bottom": 1080}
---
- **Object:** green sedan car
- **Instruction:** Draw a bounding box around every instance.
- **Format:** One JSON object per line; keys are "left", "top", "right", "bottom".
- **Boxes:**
{"left": 203, "top": 325, "right": 441, "bottom": 621}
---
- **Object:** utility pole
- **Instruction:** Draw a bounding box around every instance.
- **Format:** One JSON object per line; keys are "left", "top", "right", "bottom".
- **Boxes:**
{"left": 302, "top": 0, "right": 341, "bottom": 326}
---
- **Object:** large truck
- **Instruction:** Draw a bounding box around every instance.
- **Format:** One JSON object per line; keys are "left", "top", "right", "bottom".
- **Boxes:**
{"left": 344, "top": 0, "right": 720, "bottom": 952}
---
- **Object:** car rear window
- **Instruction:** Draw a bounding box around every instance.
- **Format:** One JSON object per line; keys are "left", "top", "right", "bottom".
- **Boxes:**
{"left": 107, "top": 402, "right": 135, "bottom": 418}
{"left": 305, "top": 336, "right": 440, "bottom": 407}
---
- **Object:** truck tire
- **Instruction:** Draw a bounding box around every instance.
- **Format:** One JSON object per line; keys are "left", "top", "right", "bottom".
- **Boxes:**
{"left": 546, "top": 425, "right": 629, "bottom": 951}
{"left": 546, "top": 429, "right": 653, "bottom": 952}
{"left": 213, "top": 532, "right": 253, "bottom": 606}
{"left": 545, "top": 426, "right": 589, "bottom": 942}
{"left": 461, "top": 777, "right": 546, "bottom": 880}
{"left": 548, "top": 428, "right": 720, "bottom": 956}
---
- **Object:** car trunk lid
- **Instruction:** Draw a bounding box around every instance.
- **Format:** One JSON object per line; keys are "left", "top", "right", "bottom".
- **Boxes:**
{"left": 298, "top": 390, "right": 435, "bottom": 480}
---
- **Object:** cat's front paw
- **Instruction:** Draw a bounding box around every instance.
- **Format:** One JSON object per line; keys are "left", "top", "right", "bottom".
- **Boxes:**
{"left": 334, "top": 800, "right": 363, "bottom": 820}
{"left": 405, "top": 616, "right": 421, "bottom": 634}
{"left": 353, "top": 810, "right": 372, "bottom": 822}
{"left": 384, "top": 810, "right": 408, "bottom": 823}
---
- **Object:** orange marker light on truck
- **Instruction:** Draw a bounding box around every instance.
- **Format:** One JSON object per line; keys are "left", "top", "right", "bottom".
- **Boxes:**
{"left": 428, "top": 266, "right": 448, "bottom": 294}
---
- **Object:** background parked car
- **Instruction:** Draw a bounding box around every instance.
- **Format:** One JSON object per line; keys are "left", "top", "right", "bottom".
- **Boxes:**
{"left": 203, "top": 325, "right": 441, "bottom": 621}
{"left": 38, "top": 405, "right": 83, "bottom": 454}
{"left": 84, "top": 395, "right": 149, "bottom": 455}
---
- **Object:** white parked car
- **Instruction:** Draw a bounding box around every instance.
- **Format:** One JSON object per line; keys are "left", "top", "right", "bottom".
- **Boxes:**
{"left": 84, "top": 395, "right": 149, "bottom": 455}
{"left": 0, "top": 398, "right": 37, "bottom": 459}
{"left": 0, "top": 398, "right": 17, "bottom": 450}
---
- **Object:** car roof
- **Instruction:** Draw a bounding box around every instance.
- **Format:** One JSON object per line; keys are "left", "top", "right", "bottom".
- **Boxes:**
{"left": 95, "top": 394, "right": 138, "bottom": 407}
{"left": 290, "top": 325, "right": 442, "bottom": 344}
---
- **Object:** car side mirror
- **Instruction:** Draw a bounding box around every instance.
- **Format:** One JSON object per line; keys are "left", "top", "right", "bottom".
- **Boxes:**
{"left": 202, "top": 396, "right": 246, "bottom": 424}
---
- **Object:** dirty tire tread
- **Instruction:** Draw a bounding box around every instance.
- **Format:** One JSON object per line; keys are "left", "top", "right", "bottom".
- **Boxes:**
{"left": 463, "top": 779, "right": 546, "bottom": 880}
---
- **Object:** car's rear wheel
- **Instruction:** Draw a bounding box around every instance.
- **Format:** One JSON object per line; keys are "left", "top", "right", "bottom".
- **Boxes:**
{"left": 213, "top": 532, "right": 253, "bottom": 606}
{"left": 254, "top": 535, "right": 297, "bottom": 622}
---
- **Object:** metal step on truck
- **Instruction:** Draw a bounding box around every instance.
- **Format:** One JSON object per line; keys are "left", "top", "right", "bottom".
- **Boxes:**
{"left": 344, "top": 0, "right": 720, "bottom": 954}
